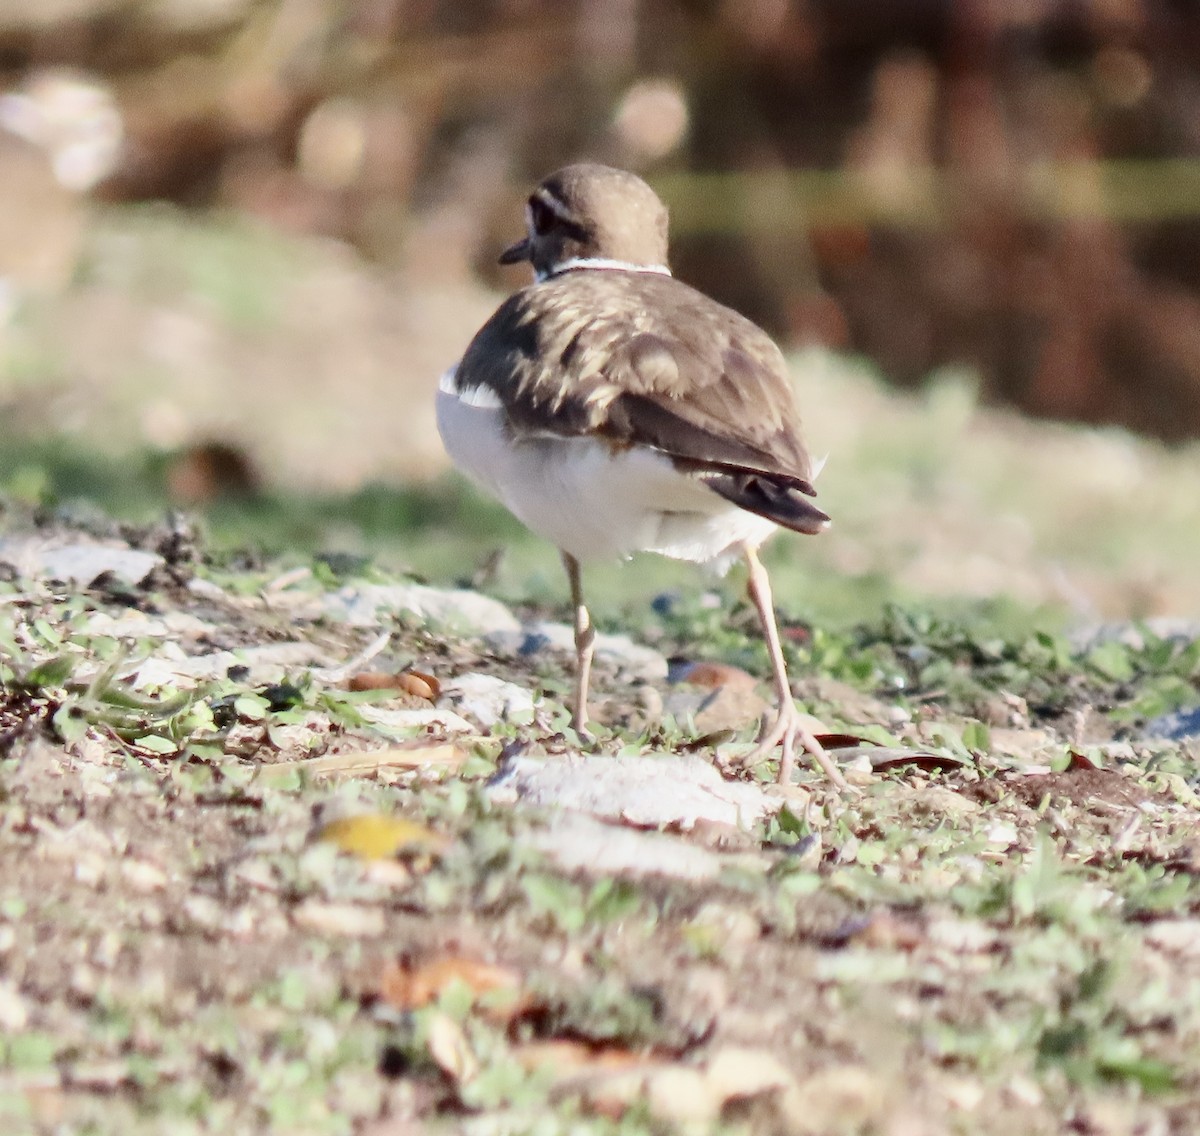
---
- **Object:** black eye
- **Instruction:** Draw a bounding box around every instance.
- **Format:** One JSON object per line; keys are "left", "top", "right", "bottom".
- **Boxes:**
{"left": 529, "top": 197, "right": 556, "bottom": 235}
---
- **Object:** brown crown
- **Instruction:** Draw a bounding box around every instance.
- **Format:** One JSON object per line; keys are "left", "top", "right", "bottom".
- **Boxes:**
{"left": 499, "top": 163, "right": 670, "bottom": 278}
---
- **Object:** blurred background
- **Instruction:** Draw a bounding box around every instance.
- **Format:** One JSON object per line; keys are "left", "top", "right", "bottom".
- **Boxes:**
{"left": 3, "top": 0, "right": 1200, "bottom": 623}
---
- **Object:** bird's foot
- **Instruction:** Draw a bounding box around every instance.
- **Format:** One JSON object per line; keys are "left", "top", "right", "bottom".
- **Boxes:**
{"left": 746, "top": 701, "right": 852, "bottom": 791}
{"left": 571, "top": 722, "right": 597, "bottom": 748}
{"left": 567, "top": 706, "right": 597, "bottom": 748}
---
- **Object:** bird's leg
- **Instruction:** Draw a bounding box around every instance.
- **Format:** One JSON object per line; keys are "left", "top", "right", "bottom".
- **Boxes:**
{"left": 562, "top": 552, "right": 596, "bottom": 741}
{"left": 742, "top": 544, "right": 849, "bottom": 790}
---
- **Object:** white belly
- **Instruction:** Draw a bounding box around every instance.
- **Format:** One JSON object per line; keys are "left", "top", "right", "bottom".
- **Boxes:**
{"left": 436, "top": 381, "right": 776, "bottom": 565}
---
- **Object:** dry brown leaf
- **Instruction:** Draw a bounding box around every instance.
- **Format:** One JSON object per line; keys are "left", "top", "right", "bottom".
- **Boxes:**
{"left": 405, "top": 670, "right": 442, "bottom": 699}
{"left": 348, "top": 670, "right": 441, "bottom": 699}
{"left": 380, "top": 955, "right": 525, "bottom": 1021}
{"left": 1066, "top": 747, "right": 1102, "bottom": 771}
{"left": 514, "top": 1039, "right": 646, "bottom": 1080}
{"left": 674, "top": 661, "right": 759, "bottom": 692}
{"left": 829, "top": 910, "right": 925, "bottom": 950}
{"left": 348, "top": 671, "right": 401, "bottom": 691}
{"left": 815, "top": 732, "right": 881, "bottom": 749}
{"left": 815, "top": 733, "right": 968, "bottom": 772}
{"left": 863, "top": 746, "right": 967, "bottom": 772}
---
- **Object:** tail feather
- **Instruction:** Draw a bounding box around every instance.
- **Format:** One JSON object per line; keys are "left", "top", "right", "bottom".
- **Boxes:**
{"left": 702, "top": 471, "right": 831, "bottom": 535}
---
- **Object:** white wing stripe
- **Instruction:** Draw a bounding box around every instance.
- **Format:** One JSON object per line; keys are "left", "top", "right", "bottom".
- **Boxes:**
{"left": 439, "top": 365, "right": 503, "bottom": 409}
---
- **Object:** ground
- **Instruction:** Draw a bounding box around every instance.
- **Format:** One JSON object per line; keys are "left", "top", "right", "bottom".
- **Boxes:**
{"left": 1, "top": 210, "right": 1199, "bottom": 1135}
{"left": 1, "top": 504, "right": 1199, "bottom": 1136}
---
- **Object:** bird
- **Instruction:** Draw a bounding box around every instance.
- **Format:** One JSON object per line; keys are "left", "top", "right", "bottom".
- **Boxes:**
{"left": 436, "top": 163, "right": 845, "bottom": 788}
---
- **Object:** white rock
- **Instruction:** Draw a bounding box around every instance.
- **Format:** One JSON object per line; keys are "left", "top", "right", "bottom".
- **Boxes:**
{"left": 1143, "top": 919, "right": 1200, "bottom": 957}
{"left": 357, "top": 704, "right": 475, "bottom": 735}
{"left": 322, "top": 582, "right": 521, "bottom": 636}
{"left": 521, "top": 811, "right": 748, "bottom": 881}
{"left": 182, "top": 894, "right": 225, "bottom": 930}
{"left": 646, "top": 1067, "right": 721, "bottom": 1125}
{"left": 82, "top": 610, "right": 171, "bottom": 638}
{"left": 291, "top": 900, "right": 386, "bottom": 937}
{"left": 438, "top": 672, "right": 535, "bottom": 727}
{"left": 129, "top": 642, "right": 320, "bottom": 687}
{"left": 0, "top": 981, "right": 28, "bottom": 1031}
{"left": 82, "top": 609, "right": 215, "bottom": 640}
{"left": 985, "top": 822, "right": 1019, "bottom": 849}
{"left": 119, "top": 859, "right": 169, "bottom": 892}
{"left": 706, "top": 1045, "right": 795, "bottom": 1101}
{"left": 926, "top": 917, "right": 1000, "bottom": 953}
{"left": 594, "top": 633, "right": 668, "bottom": 680}
{"left": 489, "top": 752, "right": 778, "bottom": 830}
{"left": 187, "top": 577, "right": 229, "bottom": 601}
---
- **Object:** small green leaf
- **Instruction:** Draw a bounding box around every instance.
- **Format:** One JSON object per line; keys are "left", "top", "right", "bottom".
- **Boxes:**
{"left": 6, "top": 1032, "right": 58, "bottom": 1070}
{"left": 23, "top": 655, "right": 76, "bottom": 689}
{"left": 233, "top": 694, "right": 271, "bottom": 721}
{"left": 776, "top": 803, "right": 808, "bottom": 837}
{"left": 1087, "top": 641, "right": 1135, "bottom": 683}
{"left": 52, "top": 704, "right": 88, "bottom": 744}
{"left": 0, "top": 617, "right": 22, "bottom": 658}
{"left": 587, "top": 878, "right": 642, "bottom": 924}
{"left": 961, "top": 720, "right": 991, "bottom": 753}
{"left": 31, "top": 618, "right": 62, "bottom": 648}
{"left": 1098, "top": 1054, "right": 1176, "bottom": 1094}
{"left": 134, "top": 734, "right": 179, "bottom": 755}
{"left": 521, "top": 873, "right": 585, "bottom": 933}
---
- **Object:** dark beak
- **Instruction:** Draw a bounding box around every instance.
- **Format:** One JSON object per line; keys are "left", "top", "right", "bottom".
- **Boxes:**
{"left": 498, "top": 236, "right": 531, "bottom": 265}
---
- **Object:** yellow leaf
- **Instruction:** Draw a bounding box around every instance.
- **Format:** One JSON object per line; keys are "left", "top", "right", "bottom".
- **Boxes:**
{"left": 317, "top": 814, "right": 447, "bottom": 860}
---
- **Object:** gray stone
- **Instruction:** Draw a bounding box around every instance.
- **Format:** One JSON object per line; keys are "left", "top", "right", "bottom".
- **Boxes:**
{"left": 82, "top": 609, "right": 213, "bottom": 640}
{"left": 486, "top": 619, "right": 668, "bottom": 681}
{"left": 1143, "top": 705, "right": 1200, "bottom": 742}
{"left": 663, "top": 686, "right": 767, "bottom": 735}
{"left": 0, "top": 536, "right": 162, "bottom": 585}
{"left": 1071, "top": 618, "right": 1200, "bottom": 652}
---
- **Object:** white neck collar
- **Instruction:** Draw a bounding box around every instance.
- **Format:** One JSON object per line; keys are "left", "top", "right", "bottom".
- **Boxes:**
{"left": 537, "top": 257, "right": 672, "bottom": 283}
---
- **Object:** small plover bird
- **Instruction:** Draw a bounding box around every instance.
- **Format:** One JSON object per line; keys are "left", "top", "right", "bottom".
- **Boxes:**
{"left": 437, "top": 163, "right": 844, "bottom": 787}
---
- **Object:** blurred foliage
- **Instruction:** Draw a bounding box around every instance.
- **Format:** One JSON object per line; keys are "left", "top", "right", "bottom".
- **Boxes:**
{"left": 6, "top": 0, "right": 1200, "bottom": 624}
{"left": 3, "top": 0, "right": 1200, "bottom": 438}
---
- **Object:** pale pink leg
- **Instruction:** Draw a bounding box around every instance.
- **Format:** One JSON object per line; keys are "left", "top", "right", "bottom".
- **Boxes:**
{"left": 562, "top": 552, "right": 595, "bottom": 740}
{"left": 742, "top": 545, "right": 849, "bottom": 789}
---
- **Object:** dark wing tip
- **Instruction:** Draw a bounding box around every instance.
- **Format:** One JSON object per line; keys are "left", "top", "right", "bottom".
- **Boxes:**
{"left": 702, "top": 471, "right": 831, "bottom": 535}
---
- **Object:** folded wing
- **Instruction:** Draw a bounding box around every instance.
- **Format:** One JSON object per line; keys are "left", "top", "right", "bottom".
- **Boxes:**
{"left": 456, "top": 272, "right": 831, "bottom": 534}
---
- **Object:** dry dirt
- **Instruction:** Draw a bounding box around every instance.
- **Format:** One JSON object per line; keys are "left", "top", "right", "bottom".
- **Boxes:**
{"left": 0, "top": 514, "right": 1198, "bottom": 1136}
